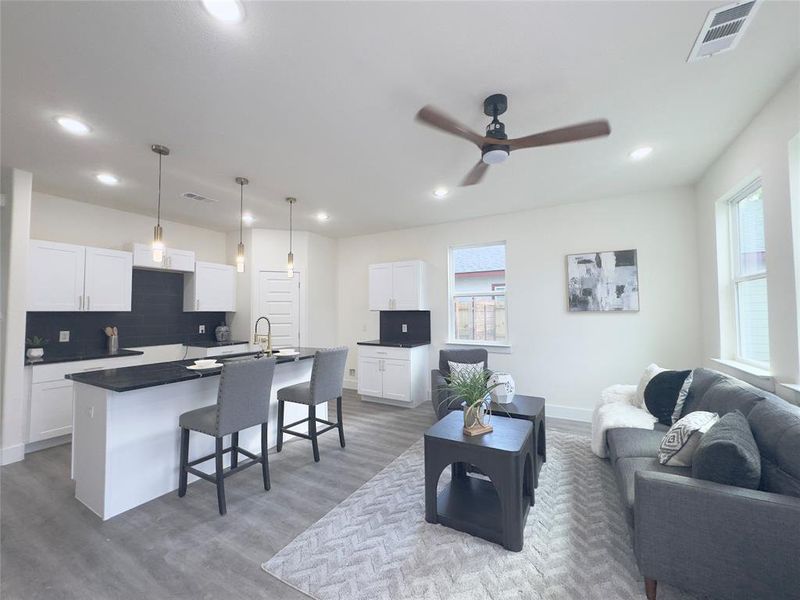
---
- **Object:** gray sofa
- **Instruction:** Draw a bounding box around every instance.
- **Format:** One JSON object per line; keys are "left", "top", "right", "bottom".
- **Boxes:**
{"left": 605, "top": 368, "right": 800, "bottom": 600}
{"left": 430, "top": 349, "right": 489, "bottom": 419}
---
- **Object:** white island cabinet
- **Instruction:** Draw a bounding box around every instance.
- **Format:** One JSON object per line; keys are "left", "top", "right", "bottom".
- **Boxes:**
{"left": 357, "top": 344, "right": 429, "bottom": 407}
{"left": 70, "top": 352, "right": 322, "bottom": 520}
{"left": 28, "top": 240, "right": 132, "bottom": 312}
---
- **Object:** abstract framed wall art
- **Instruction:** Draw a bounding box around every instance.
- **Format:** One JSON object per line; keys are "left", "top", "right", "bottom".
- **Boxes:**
{"left": 567, "top": 249, "right": 639, "bottom": 312}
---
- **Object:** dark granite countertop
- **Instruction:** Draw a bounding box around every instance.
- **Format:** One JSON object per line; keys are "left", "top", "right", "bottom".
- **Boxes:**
{"left": 357, "top": 339, "right": 431, "bottom": 348}
{"left": 25, "top": 348, "right": 144, "bottom": 366}
{"left": 185, "top": 340, "right": 251, "bottom": 348}
{"left": 66, "top": 348, "right": 320, "bottom": 393}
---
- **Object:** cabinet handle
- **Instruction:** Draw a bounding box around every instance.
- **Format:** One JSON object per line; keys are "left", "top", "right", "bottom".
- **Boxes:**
{"left": 78, "top": 295, "right": 83, "bottom": 311}
{"left": 86, "top": 296, "right": 90, "bottom": 311}
{"left": 196, "top": 299, "right": 200, "bottom": 310}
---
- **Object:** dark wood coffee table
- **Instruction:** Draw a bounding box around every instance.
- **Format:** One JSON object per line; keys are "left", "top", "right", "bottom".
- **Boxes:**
{"left": 490, "top": 394, "right": 546, "bottom": 487}
{"left": 424, "top": 412, "right": 534, "bottom": 551}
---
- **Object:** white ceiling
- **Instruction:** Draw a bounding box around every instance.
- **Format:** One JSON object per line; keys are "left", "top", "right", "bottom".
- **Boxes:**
{"left": 2, "top": 1, "right": 798, "bottom": 238}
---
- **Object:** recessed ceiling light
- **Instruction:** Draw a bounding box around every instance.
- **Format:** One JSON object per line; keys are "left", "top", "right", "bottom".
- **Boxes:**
{"left": 96, "top": 173, "right": 119, "bottom": 185}
{"left": 629, "top": 146, "right": 653, "bottom": 161}
{"left": 201, "top": 0, "right": 244, "bottom": 23}
{"left": 433, "top": 187, "right": 449, "bottom": 199}
{"left": 316, "top": 212, "right": 330, "bottom": 222}
{"left": 242, "top": 213, "right": 254, "bottom": 225}
{"left": 56, "top": 116, "right": 90, "bottom": 136}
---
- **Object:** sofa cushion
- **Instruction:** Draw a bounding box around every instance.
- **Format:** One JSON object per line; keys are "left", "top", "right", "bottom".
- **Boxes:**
{"left": 689, "top": 377, "right": 765, "bottom": 418}
{"left": 614, "top": 457, "right": 690, "bottom": 521}
{"left": 692, "top": 411, "right": 761, "bottom": 490}
{"left": 680, "top": 368, "right": 727, "bottom": 417}
{"left": 644, "top": 370, "right": 692, "bottom": 425}
{"left": 747, "top": 396, "right": 800, "bottom": 497}
{"left": 658, "top": 411, "right": 719, "bottom": 467}
{"left": 607, "top": 428, "right": 665, "bottom": 465}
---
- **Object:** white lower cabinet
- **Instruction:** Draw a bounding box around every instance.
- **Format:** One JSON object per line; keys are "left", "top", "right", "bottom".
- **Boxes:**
{"left": 357, "top": 345, "right": 429, "bottom": 407}
{"left": 185, "top": 343, "right": 251, "bottom": 359}
{"left": 26, "top": 355, "right": 143, "bottom": 446}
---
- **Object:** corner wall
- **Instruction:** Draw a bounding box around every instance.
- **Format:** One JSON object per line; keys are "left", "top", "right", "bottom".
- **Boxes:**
{"left": 336, "top": 187, "right": 702, "bottom": 420}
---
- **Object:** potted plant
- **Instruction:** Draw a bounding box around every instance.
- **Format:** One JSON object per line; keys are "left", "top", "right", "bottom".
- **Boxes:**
{"left": 443, "top": 367, "right": 503, "bottom": 436}
{"left": 25, "top": 336, "right": 49, "bottom": 360}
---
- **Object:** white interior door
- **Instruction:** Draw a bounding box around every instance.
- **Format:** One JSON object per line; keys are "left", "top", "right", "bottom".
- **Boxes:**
{"left": 258, "top": 271, "right": 300, "bottom": 349}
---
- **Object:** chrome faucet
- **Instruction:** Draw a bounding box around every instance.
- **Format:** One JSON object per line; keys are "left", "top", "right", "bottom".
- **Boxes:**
{"left": 254, "top": 316, "right": 272, "bottom": 356}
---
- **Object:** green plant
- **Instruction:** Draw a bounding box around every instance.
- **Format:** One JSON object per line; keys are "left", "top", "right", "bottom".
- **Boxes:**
{"left": 442, "top": 367, "right": 502, "bottom": 410}
{"left": 25, "top": 336, "right": 49, "bottom": 348}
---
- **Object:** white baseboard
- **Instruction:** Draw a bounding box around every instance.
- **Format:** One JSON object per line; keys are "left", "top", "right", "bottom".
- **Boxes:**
{"left": 343, "top": 377, "right": 357, "bottom": 390}
{"left": 1, "top": 444, "right": 25, "bottom": 465}
{"left": 546, "top": 403, "right": 592, "bottom": 423}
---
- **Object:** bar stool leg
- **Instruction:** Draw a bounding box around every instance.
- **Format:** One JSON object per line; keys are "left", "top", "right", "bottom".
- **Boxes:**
{"left": 215, "top": 437, "right": 227, "bottom": 515}
{"left": 336, "top": 396, "right": 346, "bottom": 448}
{"left": 309, "top": 404, "right": 320, "bottom": 462}
{"left": 230, "top": 432, "right": 239, "bottom": 469}
{"left": 276, "top": 400, "right": 285, "bottom": 452}
{"left": 178, "top": 428, "right": 189, "bottom": 497}
{"left": 260, "top": 422, "right": 271, "bottom": 491}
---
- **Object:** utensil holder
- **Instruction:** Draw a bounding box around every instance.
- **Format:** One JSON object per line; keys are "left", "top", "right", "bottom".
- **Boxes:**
{"left": 108, "top": 335, "right": 119, "bottom": 354}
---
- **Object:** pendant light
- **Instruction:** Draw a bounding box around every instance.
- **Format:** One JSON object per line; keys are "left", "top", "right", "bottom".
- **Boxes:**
{"left": 234, "top": 177, "right": 248, "bottom": 273}
{"left": 286, "top": 197, "right": 296, "bottom": 278}
{"left": 151, "top": 144, "right": 170, "bottom": 263}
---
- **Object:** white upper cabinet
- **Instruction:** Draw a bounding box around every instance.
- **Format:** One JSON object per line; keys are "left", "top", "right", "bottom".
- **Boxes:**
{"left": 28, "top": 240, "right": 132, "bottom": 312}
{"left": 83, "top": 247, "right": 133, "bottom": 311}
{"left": 132, "top": 243, "right": 195, "bottom": 273}
{"left": 184, "top": 261, "right": 236, "bottom": 312}
{"left": 368, "top": 260, "right": 425, "bottom": 311}
{"left": 28, "top": 240, "right": 86, "bottom": 311}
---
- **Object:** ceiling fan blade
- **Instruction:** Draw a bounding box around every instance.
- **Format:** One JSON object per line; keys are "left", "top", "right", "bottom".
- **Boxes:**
{"left": 416, "top": 105, "right": 485, "bottom": 147}
{"left": 506, "top": 120, "right": 611, "bottom": 151}
{"left": 460, "top": 160, "right": 489, "bottom": 186}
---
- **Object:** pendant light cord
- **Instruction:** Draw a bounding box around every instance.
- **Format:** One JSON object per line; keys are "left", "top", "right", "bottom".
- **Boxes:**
{"left": 157, "top": 153, "right": 162, "bottom": 227}
{"left": 289, "top": 201, "right": 293, "bottom": 253}
{"left": 239, "top": 182, "right": 244, "bottom": 244}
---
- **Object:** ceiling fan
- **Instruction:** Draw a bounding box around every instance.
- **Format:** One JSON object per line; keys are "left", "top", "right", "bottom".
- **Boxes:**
{"left": 415, "top": 93, "right": 611, "bottom": 186}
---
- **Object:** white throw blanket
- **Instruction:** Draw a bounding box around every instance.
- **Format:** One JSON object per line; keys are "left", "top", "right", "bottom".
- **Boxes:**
{"left": 591, "top": 384, "right": 657, "bottom": 458}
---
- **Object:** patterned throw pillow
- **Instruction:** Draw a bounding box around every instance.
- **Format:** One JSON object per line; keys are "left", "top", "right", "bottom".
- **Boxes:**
{"left": 658, "top": 411, "right": 719, "bottom": 467}
{"left": 671, "top": 370, "right": 694, "bottom": 424}
{"left": 447, "top": 361, "right": 485, "bottom": 379}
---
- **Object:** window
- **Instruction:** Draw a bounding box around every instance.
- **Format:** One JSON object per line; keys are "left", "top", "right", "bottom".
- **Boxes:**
{"left": 449, "top": 242, "right": 507, "bottom": 344}
{"left": 730, "top": 181, "right": 769, "bottom": 366}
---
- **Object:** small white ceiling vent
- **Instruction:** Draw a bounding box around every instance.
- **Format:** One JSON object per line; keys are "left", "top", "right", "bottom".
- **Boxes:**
{"left": 182, "top": 192, "right": 218, "bottom": 203}
{"left": 687, "top": 1, "right": 761, "bottom": 62}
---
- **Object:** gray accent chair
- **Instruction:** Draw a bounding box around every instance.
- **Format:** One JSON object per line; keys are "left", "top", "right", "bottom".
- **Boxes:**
{"left": 431, "top": 349, "right": 489, "bottom": 419}
{"left": 604, "top": 368, "right": 800, "bottom": 599}
{"left": 178, "top": 356, "right": 276, "bottom": 515}
{"left": 276, "top": 347, "right": 348, "bottom": 462}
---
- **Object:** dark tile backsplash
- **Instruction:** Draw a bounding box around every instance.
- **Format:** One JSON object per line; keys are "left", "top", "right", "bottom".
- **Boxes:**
{"left": 379, "top": 310, "right": 431, "bottom": 343}
{"left": 26, "top": 269, "right": 226, "bottom": 356}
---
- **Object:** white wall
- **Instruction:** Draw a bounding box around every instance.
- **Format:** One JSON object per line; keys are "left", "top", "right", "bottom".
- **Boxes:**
{"left": 337, "top": 187, "right": 702, "bottom": 420}
{"left": 226, "top": 228, "right": 337, "bottom": 349}
{"left": 1, "top": 168, "right": 33, "bottom": 464}
{"left": 30, "top": 191, "right": 227, "bottom": 262}
{"left": 695, "top": 70, "right": 800, "bottom": 402}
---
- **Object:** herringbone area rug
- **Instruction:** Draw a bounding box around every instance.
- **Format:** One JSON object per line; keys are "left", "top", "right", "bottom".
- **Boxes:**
{"left": 262, "top": 430, "right": 704, "bottom": 600}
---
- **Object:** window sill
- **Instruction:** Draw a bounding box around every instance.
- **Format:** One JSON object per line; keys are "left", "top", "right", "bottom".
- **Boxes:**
{"left": 710, "top": 358, "right": 772, "bottom": 380}
{"left": 778, "top": 382, "right": 800, "bottom": 395}
{"left": 445, "top": 340, "right": 512, "bottom": 354}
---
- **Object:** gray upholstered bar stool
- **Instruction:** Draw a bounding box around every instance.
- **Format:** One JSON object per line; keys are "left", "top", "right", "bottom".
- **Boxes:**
{"left": 178, "top": 356, "right": 276, "bottom": 515}
{"left": 276, "top": 347, "right": 348, "bottom": 463}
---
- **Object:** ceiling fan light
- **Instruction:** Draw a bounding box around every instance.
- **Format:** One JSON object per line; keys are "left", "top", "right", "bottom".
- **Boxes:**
{"left": 482, "top": 148, "right": 509, "bottom": 165}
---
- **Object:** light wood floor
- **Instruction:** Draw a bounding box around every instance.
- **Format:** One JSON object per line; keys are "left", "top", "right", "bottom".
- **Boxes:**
{"left": 1, "top": 391, "right": 588, "bottom": 600}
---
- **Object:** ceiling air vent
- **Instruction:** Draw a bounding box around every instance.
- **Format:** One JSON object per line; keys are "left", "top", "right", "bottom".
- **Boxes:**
{"left": 181, "top": 192, "right": 218, "bottom": 203}
{"left": 687, "top": 0, "right": 761, "bottom": 62}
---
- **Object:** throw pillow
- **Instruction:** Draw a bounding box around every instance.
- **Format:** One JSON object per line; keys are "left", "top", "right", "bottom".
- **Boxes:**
{"left": 447, "top": 361, "right": 485, "bottom": 379}
{"left": 658, "top": 410, "right": 719, "bottom": 467}
{"left": 670, "top": 370, "right": 694, "bottom": 424}
{"left": 692, "top": 410, "right": 761, "bottom": 490}
{"left": 636, "top": 363, "right": 666, "bottom": 408}
{"left": 644, "top": 370, "right": 692, "bottom": 426}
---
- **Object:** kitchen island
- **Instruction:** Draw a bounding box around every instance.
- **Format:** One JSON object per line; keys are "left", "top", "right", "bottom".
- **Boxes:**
{"left": 67, "top": 348, "right": 324, "bottom": 520}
